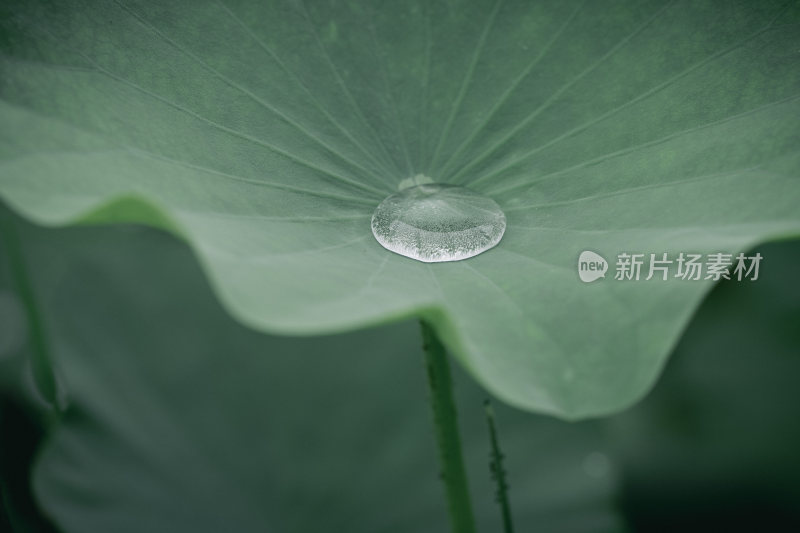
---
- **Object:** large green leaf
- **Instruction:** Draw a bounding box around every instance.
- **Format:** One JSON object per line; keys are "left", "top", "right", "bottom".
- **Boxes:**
{"left": 1, "top": 0, "right": 799, "bottom": 417}
{"left": 1, "top": 213, "right": 625, "bottom": 533}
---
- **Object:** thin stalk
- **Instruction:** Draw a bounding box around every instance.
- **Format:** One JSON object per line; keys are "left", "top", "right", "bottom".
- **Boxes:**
{"left": 485, "top": 400, "right": 514, "bottom": 533}
{"left": 0, "top": 210, "right": 60, "bottom": 410}
{"left": 420, "top": 320, "right": 476, "bottom": 533}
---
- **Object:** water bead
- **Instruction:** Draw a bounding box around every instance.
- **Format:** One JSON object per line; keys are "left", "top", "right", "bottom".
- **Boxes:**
{"left": 371, "top": 183, "right": 506, "bottom": 263}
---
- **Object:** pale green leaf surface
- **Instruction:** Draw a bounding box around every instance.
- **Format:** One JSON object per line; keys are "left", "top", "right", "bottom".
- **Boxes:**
{"left": 1, "top": 0, "right": 799, "bottom": 416}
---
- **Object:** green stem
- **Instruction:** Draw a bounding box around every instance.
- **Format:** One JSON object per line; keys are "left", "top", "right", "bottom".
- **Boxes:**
{"left": 0, "top": 210, "right": 60, "bottom": 410}
{"left": 485, "top": 400, "right": 514, "bottom": 533}
{"left": 420, "top": 320, "right": 476, "bottom": 533}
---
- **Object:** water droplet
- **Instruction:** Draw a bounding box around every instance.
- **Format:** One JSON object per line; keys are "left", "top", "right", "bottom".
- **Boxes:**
{"left": 371, "top": 182, "right": 506, "bottom": 263}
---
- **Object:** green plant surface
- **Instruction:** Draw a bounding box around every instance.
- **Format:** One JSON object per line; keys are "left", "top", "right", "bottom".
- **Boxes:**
{"left": 485, "top": 400, "right": 514, "bottom": 533}
{"left": 1, "top": 0, "right": 799, "bottom": 417}
{"left": 0, "top": 211, "right": 625, "bottom": 533}
{"left": 4, "top": 210, "right": 800, "bottom": 532}
{"left": 421, "top": 320, "right": 477, "bottom": 532}
{"left": 609, "top": 240, "right": 800, "bottom": 517}
{"left": 607, "top": 239, "right": 800, "bottom": 528}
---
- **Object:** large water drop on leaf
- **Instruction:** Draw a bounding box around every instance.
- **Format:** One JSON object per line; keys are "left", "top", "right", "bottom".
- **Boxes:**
{"left": 371, "top": 183, "right": 506, "bottom": 263}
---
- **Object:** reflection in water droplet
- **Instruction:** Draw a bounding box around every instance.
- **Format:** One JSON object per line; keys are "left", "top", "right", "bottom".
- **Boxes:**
{"left": 371, "top": 183, "right": 506, "bottom": 263}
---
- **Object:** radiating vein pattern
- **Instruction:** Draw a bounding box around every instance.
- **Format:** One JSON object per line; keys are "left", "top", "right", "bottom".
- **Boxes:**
{"left": 1, "top": 0, "right": 799, "bottom": 417}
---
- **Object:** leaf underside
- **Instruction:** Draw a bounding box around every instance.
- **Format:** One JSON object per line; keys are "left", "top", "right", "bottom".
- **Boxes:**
{"left": 1, "top": 0, "right": 799, "bottom": 417}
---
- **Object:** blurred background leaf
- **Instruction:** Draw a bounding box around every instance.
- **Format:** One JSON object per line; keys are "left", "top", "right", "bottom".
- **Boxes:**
{"left": 610, "top": 239, "right": 800, "bottom": 531}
